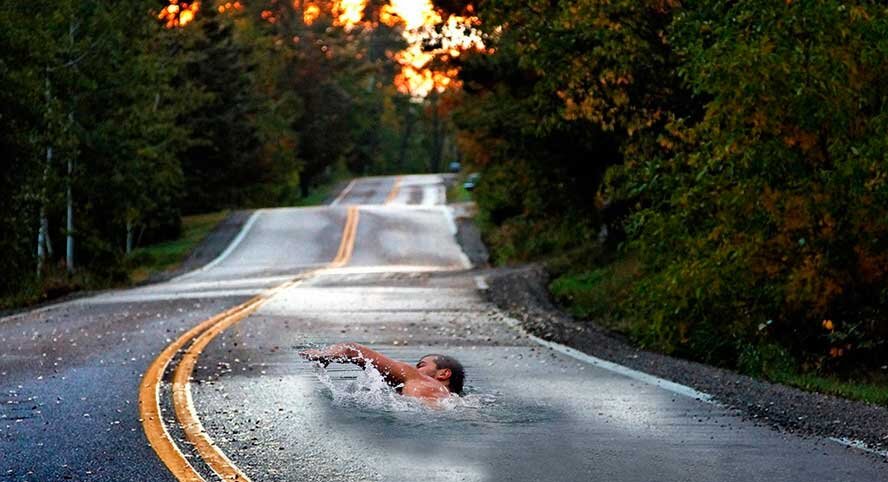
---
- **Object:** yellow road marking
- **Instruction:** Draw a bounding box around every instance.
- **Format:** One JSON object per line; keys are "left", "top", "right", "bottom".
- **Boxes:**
{"left": 172, "top": 297, "right": 268, "bottom": 482}
{"left": 384, "top": 176, "right": 402, "bottom": 204}
{"left": 331, "top": 207, "right": 359, "bottom": 267}
{"left": 140, "top": 207, "right": 360, "bottom": 481}
{"left": 139, "top": 300, "right": 263, "bottom": 481}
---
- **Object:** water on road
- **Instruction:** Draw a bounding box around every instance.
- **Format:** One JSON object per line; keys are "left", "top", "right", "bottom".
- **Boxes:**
{"left": 2, "top": 175, "right": 886, "bottom": 481}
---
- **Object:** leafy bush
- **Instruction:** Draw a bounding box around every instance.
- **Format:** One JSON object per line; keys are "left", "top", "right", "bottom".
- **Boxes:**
{"left": 549, "top": 258, "right": 638, "bottom": 324}
{"left": 461, "top": 0, "right": 888, "bottom": 374}
{"left": 622, "top": 0, "right": 888, "bottom": 367}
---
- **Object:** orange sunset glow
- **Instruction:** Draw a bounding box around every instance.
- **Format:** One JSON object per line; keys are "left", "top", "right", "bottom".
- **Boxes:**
{"left": 159, "top": 0, "right": 486, "bottom": 98}
{"left": 158, "top": 0, "right": 201, "bottom": 28}
{"left": 332, "top": 0, "right": 366, "bottom": 29}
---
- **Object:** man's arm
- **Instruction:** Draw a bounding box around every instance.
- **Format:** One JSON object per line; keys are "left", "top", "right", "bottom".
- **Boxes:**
{"left": 300, "top": 343, "right": 420, "bottom": 387}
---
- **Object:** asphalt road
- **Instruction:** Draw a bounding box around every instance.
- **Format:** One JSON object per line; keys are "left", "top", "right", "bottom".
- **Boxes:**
{"left": 1, "top": 175, "right": 886, "bottom": 481}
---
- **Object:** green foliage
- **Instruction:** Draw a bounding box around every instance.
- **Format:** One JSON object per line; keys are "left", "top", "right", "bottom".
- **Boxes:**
{"left": 0, "top": 0, "right": 190, "bottom": 295}
{"left": 127, "top": 211, "right": 228, "bottom": 283}
{"left": 454, "top": 23, "right": 620, "bottom": 264}
{"left": 549, "top": 259, "right": 637, "bottom": 330}
{"left": 179, "top": 9, "right": 263, "bottom": 213}
{"left": 1, "top": 1, "right": 455, "bottom": 305}
{"left": 446, "top": 179, "right": 472, "bottom": 204}
{"left": 459, "top": 0, "right": 888, "bottom": 381}
{"left": 624, "top": 0, "right": 888, "bottom": 367}
{"left": 770, "top": 371, "right": 888, "bottom": 407}
{"left": 0, "top": 3, "right": 43, "bottom": 294}
{"left": 737, "top": 342, "right": 797, "bottom": 379}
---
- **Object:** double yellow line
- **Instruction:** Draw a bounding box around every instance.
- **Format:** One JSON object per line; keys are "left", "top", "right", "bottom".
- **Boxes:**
{"left": 139, "top": 206, "right": 360, "bottom": 481}
{"left": 330, "top": 206, "right": 359, "bottom": 267}
{"left": 384, "top": 176, "right": 402, "bottom": 204}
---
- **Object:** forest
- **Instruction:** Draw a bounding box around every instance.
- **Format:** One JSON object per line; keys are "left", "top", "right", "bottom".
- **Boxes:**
{"left": 1, "top": 0, "right": 466, "bottom": 303}
{"left": 3, "top": 0, "right": 887, "bottom": 392}
{"left": 455, "top": 0, "right": 888, "bottom": 392}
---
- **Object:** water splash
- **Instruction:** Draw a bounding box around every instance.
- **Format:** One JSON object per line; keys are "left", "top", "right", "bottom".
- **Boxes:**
{"left": 313, "top": 364, "right": 423, "bottom": 412}
{"left": 307, "top": 362, "right": 547, "bottom": 429}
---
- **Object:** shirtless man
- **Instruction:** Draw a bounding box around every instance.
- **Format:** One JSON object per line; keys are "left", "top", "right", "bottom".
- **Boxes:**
{"left": 300, "top": 343, "right": 465, "bottom": 402}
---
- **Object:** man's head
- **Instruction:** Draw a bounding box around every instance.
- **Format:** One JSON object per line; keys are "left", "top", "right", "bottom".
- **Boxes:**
{"left": 416, "top": 354, "right": 465, "bottom": 395}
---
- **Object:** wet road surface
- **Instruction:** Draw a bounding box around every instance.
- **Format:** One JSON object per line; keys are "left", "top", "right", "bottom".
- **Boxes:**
{"left": 2, "top": 175, "right": 887, "bottom": 481}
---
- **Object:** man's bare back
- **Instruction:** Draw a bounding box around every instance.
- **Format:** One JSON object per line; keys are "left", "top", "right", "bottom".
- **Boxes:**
{"left": 300, "top": 343, "right": 464, "bottom": 403}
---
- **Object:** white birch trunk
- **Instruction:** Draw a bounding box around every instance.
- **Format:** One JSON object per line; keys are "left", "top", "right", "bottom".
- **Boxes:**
{"left": 37, "top": 72, "right": 52, "bottom": 277}
{"left": 64, "top": 20, "right": 77, "bottom": 275}
{"left": 66, "top": 156, "right": 74, "bottom": 274}
{"left": 36, "top": 206, "right": 47, "bottom": 276}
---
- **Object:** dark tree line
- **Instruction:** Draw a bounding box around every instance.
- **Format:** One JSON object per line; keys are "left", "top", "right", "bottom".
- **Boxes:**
{"left": 454, "top": 0, "right": 888, "bottom": 375}
{"left": 1, "top": 0, "right": 458, "bottom": 304}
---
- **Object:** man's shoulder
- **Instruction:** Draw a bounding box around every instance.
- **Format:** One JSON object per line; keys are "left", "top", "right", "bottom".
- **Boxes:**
{"left": 402, "top": 377, "right": 450, "bottom": 399}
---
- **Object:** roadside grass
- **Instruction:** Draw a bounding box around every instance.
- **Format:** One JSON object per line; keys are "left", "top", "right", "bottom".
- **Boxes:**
{"left": 767, "top": 369, "right": 888, "bottom": 406}
{"left": 0, "top": 268, "right": 116, "bottom": 312}
{"left": 447, "top": 180, "right": 473, "bottom": 203}
{"left": 445, "top": 170, "right": 474, "bottom": 204}
{"left": 1, "top": 180, "right": 342, "bottom": 313}
{"left": 548, "top": 256, "right": 639, "bottom": 334}
{"left": 127, "top": 211, "right": 229, "bottom": 284}
{"left": 128, "top": 178, "right": 341, "bottom": 283}
{"left": 548, "top": 258, "right": 888, "bottom": 406}
{"left": 0, "top": 213, "right": 230, "bottom": 312}
{"left": 0, "top": 275, "right": 68, "bottom": 311}
{"left": 295, "top": 181, "right": 337, "bottom": 206}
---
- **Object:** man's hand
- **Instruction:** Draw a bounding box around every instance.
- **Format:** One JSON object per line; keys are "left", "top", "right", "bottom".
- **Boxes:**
{"left": 299, "top": 349, "right": 331, "bottom": 367}
{"left": 297, "top": 343, "right": 419, "bottom": 389}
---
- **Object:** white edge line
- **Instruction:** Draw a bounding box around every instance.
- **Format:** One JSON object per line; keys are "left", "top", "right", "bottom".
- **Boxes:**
{"left": 458, "top": 253, "right": 473, "bottom": 270}
{"left": 439, "top": 206, "right": 459, "bottom": 235}
{"left": 474, "top": 275, "right": 489, "bottom": 290}
{"left": 1, "top": 298, "right": 75, "bottom": 323}
{"left": 828, "top": 437, "right": 888, "bottom": 458}
{"left": 497, "top": 314, "right": 715, "bottom": 403}
{"left": 1, "top": 210, "right": 264, "bottom": 323}
{"left": 498, "top": 308, "right": 888, "bottom": 459}
{"left": 439, "top": 206, "right": 472, "bottom": 269}
{"left": 171, "top": 210, "right": 262, "bottom": 283}
{"left": 330, "top": 179, "right": 357, "bottom": 206}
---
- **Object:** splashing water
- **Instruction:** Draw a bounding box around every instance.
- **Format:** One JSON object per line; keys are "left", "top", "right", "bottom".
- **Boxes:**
{"left": 307, "top": 362, "right": 545, "bottom": 428}
{"left": 313, "top": 364, "right": 423, "bottom": 412}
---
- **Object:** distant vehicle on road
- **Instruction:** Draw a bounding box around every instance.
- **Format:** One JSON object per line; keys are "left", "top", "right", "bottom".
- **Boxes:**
{"left": 463, "top": 173, "right": 480, "bottom": 192}
{"left": 448, "top": 161, "right": 461, "bottom": 173}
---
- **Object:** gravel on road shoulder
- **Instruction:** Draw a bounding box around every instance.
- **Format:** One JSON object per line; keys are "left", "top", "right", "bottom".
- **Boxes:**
{"left": 449, "top": 202, "right": 489, "bottom": 268}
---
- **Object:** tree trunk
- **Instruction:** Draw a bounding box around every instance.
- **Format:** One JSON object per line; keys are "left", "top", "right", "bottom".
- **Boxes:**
{"left": 397, "top": 106, "right": 414, "bottom": 172}
{"left": 66, "top": 156, "right": 74, "bottom": 274}
{"left": 430, "top": 92, "right": 442, "bottom": 173}
{"left": 43, "top": 217, "right": 54, "bottom": 258}
{"left": 37, "top": 72, "right": 52, "bottom": 277}
{"left": 36, "top": 205, "right": 47, "bottom": 276}
{"left": 126, "top": 220, "right": 134, "bottom": 255}
{"left": 36, "top": 146, "right": 52, "bottom": 273}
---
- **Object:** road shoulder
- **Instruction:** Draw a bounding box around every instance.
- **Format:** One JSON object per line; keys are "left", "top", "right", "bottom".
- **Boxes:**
{"left": 143, "top": 210, "right": 255, "bottom": 284}
{"left": 478, "top": 264, "right": 888, "bottom": 456}
{"left": 0, "top": 210, "right": 254, "bottom": 321}
{"left": 450, "top": 204, "right": 888, "bottom": 455}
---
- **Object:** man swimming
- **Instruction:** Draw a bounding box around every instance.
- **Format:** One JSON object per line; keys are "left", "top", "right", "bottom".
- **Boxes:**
{"left": 300, "top": 343, "right": 465, "bottom": 402}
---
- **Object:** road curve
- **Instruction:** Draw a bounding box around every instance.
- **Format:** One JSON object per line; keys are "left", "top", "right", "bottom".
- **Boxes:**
{"left": 1, "top": 175, "right": 886, "bottom": 482}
